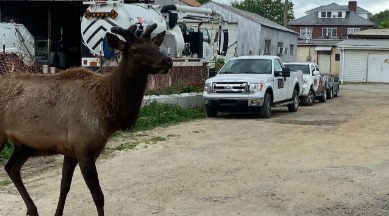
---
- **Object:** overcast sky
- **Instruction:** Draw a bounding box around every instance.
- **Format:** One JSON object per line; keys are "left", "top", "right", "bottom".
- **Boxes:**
{"left": 211, "top": 0, "right": 388, "bottom": 18}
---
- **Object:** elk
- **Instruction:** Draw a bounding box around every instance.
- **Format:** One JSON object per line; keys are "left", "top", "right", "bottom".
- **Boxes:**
{"left": 0, "top": 23, "right": 172, "bottom": 216}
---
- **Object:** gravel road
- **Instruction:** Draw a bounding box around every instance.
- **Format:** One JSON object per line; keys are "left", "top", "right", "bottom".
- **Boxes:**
{"left": 1, "top": 83, "right": 389, "bottom": 216}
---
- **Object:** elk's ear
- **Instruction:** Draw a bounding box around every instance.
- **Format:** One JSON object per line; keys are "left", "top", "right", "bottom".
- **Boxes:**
{"left": 106, "top": 32, "right": 124, "bottom": 51}
{"left": 152, "top": 31, "right": 166, "bottom": 47}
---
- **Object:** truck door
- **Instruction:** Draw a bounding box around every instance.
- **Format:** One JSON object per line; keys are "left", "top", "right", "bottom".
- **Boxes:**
{"left": 274, "top": 59, "right": 288, "bottom": 101}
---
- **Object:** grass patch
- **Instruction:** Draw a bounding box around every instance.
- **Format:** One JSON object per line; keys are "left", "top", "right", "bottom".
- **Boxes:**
{"left": 131, "top": 101, "right": 205, "bottom": 132}
{"left": 0, "top": 141, "right": 14, "bottom": 162}
{"left": 0, "top": 179, "right": 12, "bottom": 187}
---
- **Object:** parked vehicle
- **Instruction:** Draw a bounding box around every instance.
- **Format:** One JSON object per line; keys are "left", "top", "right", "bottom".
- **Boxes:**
{"left": 203, "top": 55, "right": 303, "bottom": 118}
{"left": 284, "top": 62, "right": 327, "bottom": 105}
{"left": 322, "top": 73, "right": 339, "bottom": 99}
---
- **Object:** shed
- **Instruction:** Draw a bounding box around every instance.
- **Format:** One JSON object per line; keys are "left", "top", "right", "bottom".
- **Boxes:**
{"left": 337, "top": 29, "right": 389, "bottom": 83}
{"left": 200, "top": 2, "right": 298, "bottom": 63}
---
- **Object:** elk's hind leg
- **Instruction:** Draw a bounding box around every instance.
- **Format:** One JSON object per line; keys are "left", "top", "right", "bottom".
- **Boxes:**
{"left": 5, "top": 145, "right": 38, "bottom": 216}
{"left": 54, "top": 156, "right": 78, "bottom": 216}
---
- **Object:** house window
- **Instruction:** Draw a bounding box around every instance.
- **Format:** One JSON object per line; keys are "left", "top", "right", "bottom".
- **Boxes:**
{"left": 289, "top": 44, "right": 294, "bottom": 56}
{"left": 335, "top": 54, "right": 340, "bottom": 61}
{"left": 264, "top": 39, "right": 271, "bottom": 55}
{"left": 322, "top": 27, "right": 337, "bottom": 37}
{"left": 277, "top": 41, "right": 284, "bottom": 56}
{"left": 300, "top": 27, "right": 313, "bottom": 39}
{"left": 338, "top": 12, "right": 342, "bottom": 18}
{"left": 284, "top": 48, "right": 288, "bottom": 55}
{"left": 321, "top": 11, "right": 332, "bottom": 18}
{"left": 347, "top": 28, "right": 360, "bottom": 34}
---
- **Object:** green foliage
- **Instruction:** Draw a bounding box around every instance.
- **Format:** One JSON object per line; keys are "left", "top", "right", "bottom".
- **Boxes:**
{"left": 231, "top": 0, "right": 295, "bottom": 26}
{"left": 0, "top": 141, "right": 14, "bottom": 162}
{"left": 0, "top": 179, "right": 12, "bottom": 187}
{"left": 198, "top": 0, "right": 211, "bottom": 4}
{"left": 132, "top": 101, "right": 206, "bottom": 132}
{"left": 370, "top": 10, "right": 389, "bottom": 28}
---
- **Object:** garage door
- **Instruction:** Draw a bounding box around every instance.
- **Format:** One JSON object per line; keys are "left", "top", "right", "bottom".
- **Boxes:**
{"left": 318, "top": 54, "right": 331, "bottom": 73}
{"left": 368, "top": 54, "right": 389, "bottom": 83}
{"left": 344, "top": 52, "right": 368, "bottom": 82}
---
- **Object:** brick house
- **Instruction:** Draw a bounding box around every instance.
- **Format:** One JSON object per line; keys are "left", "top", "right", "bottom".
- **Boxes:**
{"left": 288, "top": 1, "right": 375, "bottom": 76}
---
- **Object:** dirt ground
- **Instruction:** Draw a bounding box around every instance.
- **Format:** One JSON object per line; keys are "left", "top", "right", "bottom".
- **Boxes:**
{"left": 2, "top": 83, "right": 389, "bottom": 216}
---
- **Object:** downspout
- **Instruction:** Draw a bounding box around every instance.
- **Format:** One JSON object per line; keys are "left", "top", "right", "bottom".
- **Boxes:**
{"left": 341, "top": 46, "right": 345, "bottom": 84}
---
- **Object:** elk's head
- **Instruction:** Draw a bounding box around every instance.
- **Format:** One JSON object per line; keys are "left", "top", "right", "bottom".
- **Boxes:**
{"left": 106, "top": 23, "right": 173, "bottom": 74}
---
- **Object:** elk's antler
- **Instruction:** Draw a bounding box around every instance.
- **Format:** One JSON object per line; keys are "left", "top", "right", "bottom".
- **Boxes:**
{"left": 141, "top": 23, "right": 158, "bottom": 39}
{"left": 111, "top": 25, "right": 137, "bottom": 42}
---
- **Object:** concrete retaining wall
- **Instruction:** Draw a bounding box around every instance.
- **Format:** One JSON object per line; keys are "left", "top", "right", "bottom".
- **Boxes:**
{"left": 143, "top": 93, "right": 205, "bottom": 108}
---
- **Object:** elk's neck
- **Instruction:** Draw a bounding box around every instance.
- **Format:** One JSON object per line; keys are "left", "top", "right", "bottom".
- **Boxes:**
{"left": 102, "top": 60, "right": 148, "bottom": 132}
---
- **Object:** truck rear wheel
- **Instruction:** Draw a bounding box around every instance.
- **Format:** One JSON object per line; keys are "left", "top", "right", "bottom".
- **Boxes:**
{"left": 288, "top": 89, "right": 299, "bottom": 112}
{"left": 206, "top": 106, "right": 217, "bottom": 117}
{"left": 260, "top": 93, "right": 272, "bottom": 118}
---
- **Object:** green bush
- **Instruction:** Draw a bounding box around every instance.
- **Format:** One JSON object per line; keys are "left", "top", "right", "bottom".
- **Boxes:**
{"left": 0, "top": 141, "right": 14, "bottom": 162}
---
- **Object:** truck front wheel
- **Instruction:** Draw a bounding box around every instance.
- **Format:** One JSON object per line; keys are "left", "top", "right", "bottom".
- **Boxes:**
{"left": 260, "top": 93, "right": 272, "bottom": 118}
{"left": 288, "top": 89, "right": 299, "bottom": 112}
{"left": 206, "top": 106, "right": 218, "bottom": 117}
{"left": 301, "top": 88, "right": 315, "bottom": 106}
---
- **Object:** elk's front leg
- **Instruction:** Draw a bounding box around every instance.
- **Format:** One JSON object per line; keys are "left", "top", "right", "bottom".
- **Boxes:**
{"left": 5, "top": 146, "right": 38, "bottom": 216}
{"left": 78, "top": 157, "right": 104, "bottom": 216}
{"left": 55, "top": 156, "right": 78, "bottom": 216}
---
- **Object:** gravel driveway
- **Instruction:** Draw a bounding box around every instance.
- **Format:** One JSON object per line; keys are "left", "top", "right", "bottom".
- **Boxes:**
{"left": 1, "top": 83, "right": 389, "bottom": 216}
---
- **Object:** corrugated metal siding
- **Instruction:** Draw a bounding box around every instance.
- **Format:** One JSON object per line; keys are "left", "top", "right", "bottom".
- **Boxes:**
{"left": 344, "top": 51, "right": 368, "bottom": 82}
{"left": 200, "top": 3, "right": 297, "bottom": 62}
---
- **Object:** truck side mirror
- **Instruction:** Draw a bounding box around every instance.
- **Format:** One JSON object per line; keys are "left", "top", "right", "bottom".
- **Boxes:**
{"left": 281, "top": 67, "right": 290, "bottom": 77}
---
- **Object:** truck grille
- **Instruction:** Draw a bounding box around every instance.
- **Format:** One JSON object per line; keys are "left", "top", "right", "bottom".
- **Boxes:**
{"left": 213, "top": 82, "right": 248, "bottom": 93}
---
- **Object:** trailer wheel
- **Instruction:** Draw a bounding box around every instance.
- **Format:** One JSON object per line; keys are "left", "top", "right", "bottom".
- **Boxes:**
{"left": 319, "top": 88, "right": 327, "bottom": 103}
{"left": 260, "top": 93, "right": 272, "bottom": 118}
{"left": 288, "top": 89, "right": 299, "bottom": 112}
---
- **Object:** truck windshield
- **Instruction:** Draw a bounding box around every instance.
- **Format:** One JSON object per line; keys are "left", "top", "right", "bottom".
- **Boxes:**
{"left": 219, "top": 59, "right": 272, "bottom": 74}
{"left": 284, "top": 64, "right": 310, "bottom": 74}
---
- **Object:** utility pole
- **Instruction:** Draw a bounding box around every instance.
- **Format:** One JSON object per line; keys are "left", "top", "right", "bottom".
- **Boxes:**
{"left": 284, "top": 0, "right": 288, "bottom": 27}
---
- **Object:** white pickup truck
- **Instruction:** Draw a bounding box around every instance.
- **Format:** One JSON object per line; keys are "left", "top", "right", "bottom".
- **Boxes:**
{"left": 203, "top": 56, "right": 303, "bottom": 118}
{"left": 284, "top": 62, "right": 327, "bottom": 106}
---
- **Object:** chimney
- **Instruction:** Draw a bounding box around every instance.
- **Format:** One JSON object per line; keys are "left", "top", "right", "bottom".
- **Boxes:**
{"left": 348, "top": 1, "right": 357, "bottom": 12}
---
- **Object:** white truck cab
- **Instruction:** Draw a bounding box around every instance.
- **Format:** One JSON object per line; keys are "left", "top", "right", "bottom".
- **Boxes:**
{"left": 284, "top": 62, "right": 327, "bottom": 105}
{"left": 203, "top": 56, "right": 303, "bottom": 118}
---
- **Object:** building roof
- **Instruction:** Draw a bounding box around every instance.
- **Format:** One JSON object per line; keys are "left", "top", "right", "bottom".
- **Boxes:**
{"left": 354, "top": 29, "right": 389, "bottom": 36}
{"left": 297, "top": 39, "right": 343, "bottom": 46}
{"left": 288, "top": 10, "right": 375, "bottom": 26}
{"left": 204, "top": 2, "right": 297, "bottom": 34}
{"left": 305, "top": 3, "right": 370, "bottom": 14}
{"left": 337, "top": 39, "right": 389, "bottom": 49}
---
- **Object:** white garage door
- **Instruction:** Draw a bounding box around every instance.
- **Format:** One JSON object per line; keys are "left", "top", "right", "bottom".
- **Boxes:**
{"left": 344, "top": 52, "right": 368, "bottom": 82}
{"left": 368, "top": 54, "right": 389, "bottom": 83}
{"left": 318, "top": 54, "right": 331, "bottom": 73}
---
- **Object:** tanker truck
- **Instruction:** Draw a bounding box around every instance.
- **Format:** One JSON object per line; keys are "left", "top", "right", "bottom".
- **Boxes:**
{"left": 80, "top": 0, "right": 228, "bottom": 68}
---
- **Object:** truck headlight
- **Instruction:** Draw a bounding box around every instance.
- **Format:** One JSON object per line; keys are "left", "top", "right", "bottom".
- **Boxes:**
{"left": 249, "top": 83, "right": 263, "bottom": 93}
{"left": 204, "top": 84, "right": 212, "bottom": 93}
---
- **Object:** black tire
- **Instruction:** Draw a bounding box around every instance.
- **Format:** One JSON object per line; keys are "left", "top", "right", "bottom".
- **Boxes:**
{"left": 319, "top": 88, "right": 327, "bottom": 103}
{"left": 301, "top": 88, "right": 315, "bottom": 106}
{"left": 327, "top": 88, "right": 333, "bottom": 99}
{"left": 288, "top": 89, "right": 299, "bottom": 112}
{"left": 260, "top": 93, "right": 272, "bottom": 118}
{"left": 205, "top": 106, "right": 217, "bottom": 117}
{"left": 334, "top": 88, "right": 339, "bottom": 97}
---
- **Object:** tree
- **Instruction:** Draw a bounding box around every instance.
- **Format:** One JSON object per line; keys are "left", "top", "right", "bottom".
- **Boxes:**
{"left": 231, "top": 0, "right": 295, "bottom": 26}
{"left": 370, "top": 10, "right": 389, "bottom": 29}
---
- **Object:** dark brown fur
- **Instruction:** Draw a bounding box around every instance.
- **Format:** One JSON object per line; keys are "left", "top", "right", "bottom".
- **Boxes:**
{"left": 0, "top": 23, "right": 172, "bottom": 216}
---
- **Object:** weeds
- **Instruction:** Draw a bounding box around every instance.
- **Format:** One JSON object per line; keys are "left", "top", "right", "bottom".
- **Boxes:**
{"left": 0, "top": 141, "right": 14, "bottom": 162}
{"left": 0, "top": 179, "right": 12, "bottom": 187}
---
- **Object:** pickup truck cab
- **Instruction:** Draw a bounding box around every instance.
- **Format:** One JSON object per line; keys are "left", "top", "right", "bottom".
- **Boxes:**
{"left": 203, "top": 56, "right": 303, "bottom": 118}
{"left": 284, "top": 62, "right": 327, "bottom": 105}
